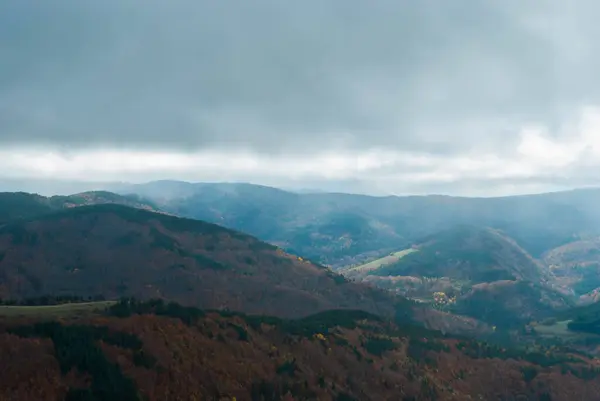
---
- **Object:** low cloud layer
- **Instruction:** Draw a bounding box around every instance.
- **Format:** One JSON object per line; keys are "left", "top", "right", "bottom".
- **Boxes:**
{"left": 2, "top": 0, "right": 600, "bottom": 195}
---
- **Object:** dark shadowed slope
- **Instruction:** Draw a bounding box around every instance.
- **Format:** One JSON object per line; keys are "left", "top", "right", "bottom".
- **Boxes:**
{"left": 0, "top": 204, "right": 405, "bottom": 319}
{"left": 0, "top": 192, "right": 57, "bottom": 223}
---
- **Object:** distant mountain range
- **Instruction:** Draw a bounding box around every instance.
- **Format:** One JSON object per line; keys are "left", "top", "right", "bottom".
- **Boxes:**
{"left": 1, "top": 184, "right": 600, "bottom": 327}
{"left": 113, "top": 181, "right": 600, "bottom": 269}
{"left": 0, "top": 193, "right": 486, "bottom": 335}
{"left": 108, "top": 181, "right": 600, "bottom": 328}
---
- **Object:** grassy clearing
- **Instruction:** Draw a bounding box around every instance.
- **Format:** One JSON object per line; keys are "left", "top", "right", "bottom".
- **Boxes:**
{"left": 535, "top": 320, "right": 575, "bottom": 337}
{"left": 0, "top": 301, "right": 116, "bottom": 319}
{"left": 348, "top": 248, "right": 418, "bottom": 273}
{"left": 534, "top": 320, "right": 600, "bottom": 346}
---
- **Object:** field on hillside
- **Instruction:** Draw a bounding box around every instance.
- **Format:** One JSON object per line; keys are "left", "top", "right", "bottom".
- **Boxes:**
{"left": 0, "top": 301, "right": 115, "bottom": 319}
{"left": 532, "top": 319, "right": 600, "bottom": 353}
{"left": 535, "top": 320, "right": 579, "bottom": 338}
{"left": 347, "top": 248, "right": 417, "bottom": 273}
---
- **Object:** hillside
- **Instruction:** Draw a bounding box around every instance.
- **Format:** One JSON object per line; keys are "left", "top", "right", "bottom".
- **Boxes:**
{"left": 0, "top": 204, "right": 413, "bottom": 322}
{"left": 57, "top": 191, "right": 163, "bottom": 213}
{"left": 2, "top": 300, "right": 600, "bottom": 401}
{"left": 553, "top": 301, "right": 600, "bottom": 336}
{"left": 0, "top": 191, "right": 162, "bottom": 225}
{"left": 455, "top": 280, "right": 570, "bottom": 327}
{"left": 352, "top": 226, "right": 547, "bottom": 283}
{"left": 520, "top": 301, "right": 600, "bottom": 357}
{"left": 121, "top": 182, "right": 404, "bottom": 267}
{"left": 344, "top": 226, "right": 549, "bottom": 291}
{"left": 343, "top": 226, "right": 570, "bottom": 327}
{"left": 543, "top": 238, "right": 600, "bottom": 298}
{"left": 118, "top": 181, "right": 600, "bottom": 268}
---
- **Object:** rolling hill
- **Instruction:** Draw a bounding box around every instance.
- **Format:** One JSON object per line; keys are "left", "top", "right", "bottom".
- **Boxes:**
{"left": 120, "top": 182, "right": 405, "bottom": 267}
{"left": 543, "top": 237, "right": 600, "bottom": 299}
{"left": 361, "top": 226, "right": 548, "bottom": 284}
{"left": 343, "top": 226, "right": 571, "bottom": 327}
{"left": 117, "top": 181, "right": 600, "bottom": 268}
{"left": 3, "top": 187, "right": 588, "bottom": 330}
{"left": 0, "top": 190, "right": 163, "bottom": 225}
{"left": 0, "top": 203, "right": 412, "bottom": 321}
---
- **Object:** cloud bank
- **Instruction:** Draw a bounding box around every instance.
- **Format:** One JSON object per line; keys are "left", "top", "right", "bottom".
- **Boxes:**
{"left": 2, "top": 0, "right": 600, "bottom": 195}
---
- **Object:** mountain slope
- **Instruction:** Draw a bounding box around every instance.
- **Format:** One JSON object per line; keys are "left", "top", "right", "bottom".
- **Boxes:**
{"left": 124, "top": 182, "right": 405, "bottom": 267}
{"left": 369, "top": 226, "right": 548, "bottom": 284}
{"left": 543, "top": 237, "right": 600, "bottom": 298}
{"left": 57, "top": 191, "right": 163, "bottom": 213}
{"left": 2, "top": 301, "right": 600, "bottom": 401}
{"left": 119, "top": 181, "right": 600, "bottom": 267}
{"left": 344, "top": 226, "right": 570, "bottom": 327}
{"left": 0, "top": 204, "right": 405, "bottom": 320}
{"left": 455, "top": 280, "right": 570, "bottom": 327}
{"left": 0, "top": 192, "right": 57, "bottom": 223}
{"left": 0, "top": 191, "right": 162, "bottom": 225}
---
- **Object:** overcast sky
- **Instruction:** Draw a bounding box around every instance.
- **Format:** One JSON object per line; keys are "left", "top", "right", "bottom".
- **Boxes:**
{"left": 2, "top": 0, "right": 600, "bottom": 196}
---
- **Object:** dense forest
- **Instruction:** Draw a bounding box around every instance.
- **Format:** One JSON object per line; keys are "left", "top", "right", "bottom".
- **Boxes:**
{"left": 2, "top": 298, "right": 600, "bottom": 400}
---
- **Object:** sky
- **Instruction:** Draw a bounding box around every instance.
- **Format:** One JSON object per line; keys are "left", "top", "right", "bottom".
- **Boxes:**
{"left": 3, "top": 0, "right": 600, "bottom": 196}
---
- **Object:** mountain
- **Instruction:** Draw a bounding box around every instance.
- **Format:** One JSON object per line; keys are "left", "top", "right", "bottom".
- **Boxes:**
{"left": 118, "top": 181, "right": 600, "bottom": 268}
{"left": 0, "top": 191, "right": 162, "bottom": 225}
{"left": 543, "top": 238, "right": 600, "bottom": 299}
{"left": 118, "top": 182, "right": 406, "bottom": 267}
{"left": 114, "top": 180, "right": 199, "bottom": 202}
{"left": 351, "top": 226, "right": 548, "bottom": 284}
{"left": 0, "top": 178, "right": 128, "bottom": 197}
{"left": 343, "top": 226, "right": 571, "bottom": 327}
{"left": 455, "top": 280, "right": 570, "bottom": 327}
{"left": 0, "top": 203, "right": 411, "bottom": 321}
{"left": 0, "top": 192, "right": 58, "bottom": 223}
{"left": 2, "top": 299, "right": 600, "bottom": 401}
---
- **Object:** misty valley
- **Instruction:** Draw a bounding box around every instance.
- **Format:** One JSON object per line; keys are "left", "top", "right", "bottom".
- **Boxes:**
{"left": 0, "top": 183, "right": 600, "bottom": 400}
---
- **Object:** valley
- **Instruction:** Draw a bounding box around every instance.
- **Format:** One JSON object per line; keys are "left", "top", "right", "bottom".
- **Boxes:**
{"left": 116, "top": 182, "right": 600, "bottom": 268}
{"left": 1, "top": 185, "right": 600, "bottom": 399}
{"left": 114, "top": 182, "right": 600, "bottom": 325}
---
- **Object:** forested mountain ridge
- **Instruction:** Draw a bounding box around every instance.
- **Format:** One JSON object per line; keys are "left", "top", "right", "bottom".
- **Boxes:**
{"left": 0, "top": 203, "right": 409, "bottom": 320}
{"left": 0, "top": 190, "right": 163, "bottom": 224}
{"left": 3, "top": 187, "right": 599, "bottom": 330}
{"left": 343, "top": 226, "right": 573, "bottom": 328}
{"left": 118, "top": 182, "right": 600, "bottom": 268}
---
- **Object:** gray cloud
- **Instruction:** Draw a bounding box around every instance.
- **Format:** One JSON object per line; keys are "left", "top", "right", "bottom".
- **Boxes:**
{"left": 3, "top": 0, "right": 600, "bottom": 156}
